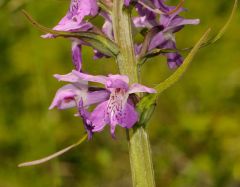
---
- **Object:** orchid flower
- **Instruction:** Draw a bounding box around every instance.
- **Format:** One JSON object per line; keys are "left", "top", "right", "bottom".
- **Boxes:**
{"left": 131, "top": 0, "right": 199, "bottom": 68}
{"left": 147, "top": 13, "right": 200, "bottom": 68}
{"left": 43, "top": 0, "right": 98, "bottom": 35}
{"left": 71, "top": 70, "right": 156, "bottom": 137}
{"left": 49, "top": 72, "right": 110, "bottom": 110}
{"left": 51, "top": 70, "right": 156, "bottom": 138}
{"left": 41, "top": 0, "right": 99, "bottom": 71}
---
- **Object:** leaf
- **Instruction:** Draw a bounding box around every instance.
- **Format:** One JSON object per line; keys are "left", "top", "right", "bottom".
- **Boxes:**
{"left": 210, "top": 0, "right": 238, "bottom": 43}
{"left": 18, "top": 134, "right": 88, "bottom": 167}
{"left": 137, "top": 94, "right": 157, "bottom": 125}
{"left": 22, "top": 10, "right": 119, "bottom": 57}
{"left": 155, "top": 29, "right": 211, "bottom": 93}
{"left": 137, "top": 29, "right": 211, "bottom": 121}
{"left": 183, "top": 0, "right": 238, "bottom": 50}
{"left": 137, "top": 94, "right": 157, "bottom": 113}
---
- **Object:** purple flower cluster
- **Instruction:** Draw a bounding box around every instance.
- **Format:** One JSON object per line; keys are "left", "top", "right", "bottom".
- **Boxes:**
{"left": 129, "top": 0, "right": 200, "bottom": 68}
{"left": 45, "top": 0, "right": 199, "bottom": 138}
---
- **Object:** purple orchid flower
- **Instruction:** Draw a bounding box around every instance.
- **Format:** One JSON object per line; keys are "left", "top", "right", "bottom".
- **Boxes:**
{"left": 132, "top": 0, "right": 182, "bottom": 29}
{"left": 43, "top": 0, "right": 98, "bottom": 35}
{"left": 42, "top": 0, "right": 99, "bottom": 71}
{"left": 49, "top": 72, "right": 110, "bottom": 110}
{"left": 51, "top": 70, "right": 156, "bottom": 138}
{"left": 71, "top": 70, "right": 156, "bottom": 137}
{"left": 147, "top": 13, "right": 200, "bottom": 68}
{"left": 130, "top": 0, "right": 199, "bottom": 68}
{"left": 49, "top": 71, "right": 110, "bottom": 139}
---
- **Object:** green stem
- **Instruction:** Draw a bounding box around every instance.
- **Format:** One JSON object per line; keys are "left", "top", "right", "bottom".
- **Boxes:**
{"left": 112, "top": 0, "right": 138, "bottom": 82}
{"left": 127, "top": 127, "right": 156, "bottom": 187}
{"left": 112, "top": 1, "right": 156, "bottom": 186}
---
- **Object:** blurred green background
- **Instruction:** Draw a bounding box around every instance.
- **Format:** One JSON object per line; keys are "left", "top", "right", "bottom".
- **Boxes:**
{"left": 0, "top": 0, "right": 240, "bottom": 186}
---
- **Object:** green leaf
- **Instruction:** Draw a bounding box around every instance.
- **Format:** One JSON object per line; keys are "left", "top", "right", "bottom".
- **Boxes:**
{"left": 137, "top": 29, "right": 211, "bottom": 121}
{"left": 155, "top": 29, "right": 211, "bottom": 93}
{"left": 18, "top": 134, "right": 88, "bottom": 167}
{"left": 209, "top": 0, "right": 238, "bottom": 44}
{"left": 137, "top": 94, "right": 157, "bottom": 113}
{"left": 182, "top": 0, "right": 238, "bottom": 50}
{"left": 22, "top": 10, "right": 119, "bottom": 57}
{"left": 137, "top": 95, "right": 157, "bottom": 125}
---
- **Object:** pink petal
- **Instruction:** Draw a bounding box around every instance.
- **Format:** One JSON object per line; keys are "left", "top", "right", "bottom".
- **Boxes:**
{"left": 106, "top": 75, "right": 129, "bottom": 90}
{"left": 49, "top": 84, "right": 79, "bottom": 110}
{"left": 91, "top": 101, "right": 109, "bottom": 132}
{"left": 72, "top": 41, "right": 82, "bottom": 71}
{"left": 54, "top": 72, "right": 88, "bottom": 88}
{"left": 52, "top": 19, "right": 92, "bottom": 32}
{"left": 72, "top": 70, "right": 107, "bottom": 85}
{"left": 128, "top": 83, "right": 156, "bottom": 94}
{"left": 108, "top": 74, "right": 129, "bottom": 84}
{"left": 86, "top": 90, "right": 110, "bottom": 106}
{"left": 117, "top": 103, "right": 138, "bottom": 129}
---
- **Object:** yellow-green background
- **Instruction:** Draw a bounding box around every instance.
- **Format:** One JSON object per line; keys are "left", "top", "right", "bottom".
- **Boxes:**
{"left": 0, "top": 0, "right": 240, "bottom": 186}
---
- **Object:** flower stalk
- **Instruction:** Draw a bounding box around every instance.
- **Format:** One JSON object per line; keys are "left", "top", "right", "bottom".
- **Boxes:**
{"left": 112, "top": 1, "right": 156, "bottom": 186}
